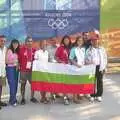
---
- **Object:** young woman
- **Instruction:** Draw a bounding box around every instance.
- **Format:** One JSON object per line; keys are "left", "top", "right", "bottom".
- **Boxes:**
{"left": 55, "top": 35, "right": 71, "bottom": 105}
{"left": 6, "top": 39, "right": 20, "bottom": 106}
{"left": 69, "top": 36, "right": 85, "bottom": 104}
{"left": 34, "top": 40, "right": 49, "bottom": 104}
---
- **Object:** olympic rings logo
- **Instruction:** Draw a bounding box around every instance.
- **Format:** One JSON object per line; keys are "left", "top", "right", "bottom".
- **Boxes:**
{"left": 48, "top": 18, "right": 69, "bottom": 29}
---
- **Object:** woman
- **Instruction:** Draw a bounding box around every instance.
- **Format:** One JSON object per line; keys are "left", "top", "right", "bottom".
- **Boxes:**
{"left": 6, "top": 39, "right": 19, "bottom": 106}
{"left": 34, "top": 40, "right": 49, "bottom": 104}
{"left": 69, "top": 36, "right": 85, "bottom": 104}
{"left": 55, "top": 35, "right": 71, "bottom": 105}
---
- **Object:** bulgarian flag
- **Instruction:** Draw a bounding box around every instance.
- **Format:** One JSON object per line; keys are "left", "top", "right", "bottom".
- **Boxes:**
{"left": 32, "top": 60, "right": 96, "bottom": 94}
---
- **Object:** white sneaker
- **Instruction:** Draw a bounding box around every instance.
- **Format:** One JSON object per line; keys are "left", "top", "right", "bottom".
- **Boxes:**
{"left": 64, "top": 96, "right": 70, "bottom": 105}
{"left": 97, "top": 97, "right": 102, "bottom": 102}
{"left": 12, "top": 103, "right": 17, "bottom": 107}
{"left": 89, "top": 97, "right": 95, "bottom": 102}
{"left": 85, "top": 94, "right": 91, "bottom": 98}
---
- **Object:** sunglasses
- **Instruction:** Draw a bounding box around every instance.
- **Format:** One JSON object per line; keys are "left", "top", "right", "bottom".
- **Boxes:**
{"left": 0, "top": 40, "right": 5, "bottom": 42}
{"left": 27, "top": 40, "right": 33, "bottom": 42}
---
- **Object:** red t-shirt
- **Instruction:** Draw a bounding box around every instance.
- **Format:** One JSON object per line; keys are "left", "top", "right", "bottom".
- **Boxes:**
{"left": 18, "top": 45, "right": 36, "bottom": 72}
{"left": 55, "top": 45, "right": 69, "bottom": 64}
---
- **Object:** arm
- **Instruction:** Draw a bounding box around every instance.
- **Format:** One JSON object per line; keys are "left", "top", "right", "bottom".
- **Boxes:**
{"left": 70, "top": 59, "right": 81, "bottom": 68}
{"left": 34, "top": 51, "right": 39, "bottom": 60}
{"left": 69, "top": 48, "right": 81, "bottom": 68}
{"left": 102, "top": 47, "right": 108, "bottom": 72}
{"left": 103, "top": 48, "right": 108, "bottom": 68}
{"left": 55, "top": 47, "right": 63, "bottom": 63}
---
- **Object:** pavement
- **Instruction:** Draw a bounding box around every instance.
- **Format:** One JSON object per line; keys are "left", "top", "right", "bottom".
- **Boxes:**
{"left": 0, "top": 73, "right": 120, "bottom": 120}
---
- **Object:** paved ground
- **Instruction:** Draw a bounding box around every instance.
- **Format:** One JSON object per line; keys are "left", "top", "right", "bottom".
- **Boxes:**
{"left": 0, "top": 73, "right": 120, "bottom": 120}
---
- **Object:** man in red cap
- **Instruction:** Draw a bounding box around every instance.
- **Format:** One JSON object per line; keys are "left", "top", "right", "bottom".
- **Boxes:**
{"left": 90, "top": 33, "right": 107, "bottom": 102}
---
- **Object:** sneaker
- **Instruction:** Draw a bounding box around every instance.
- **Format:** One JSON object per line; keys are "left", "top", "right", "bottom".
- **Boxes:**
{"left": 44, "top": 99, "right": 49, "bottom": 104}
{"left": 73, "top": 99, "right": 80, "bottom": 104}
{"left": 97, "top": 97, "right": 102, "bottom": 102}
{"left": 20, "top": 99, "right": 26, "bottom": 105}
{"left": 64, "top": 97, "right": 70, "bottom": 105}
{"left": 12, "top": 103, "right": 17, "bottom": 107}
{"left": 55, "top": 94, "right": 61, "bottom": 98}
{"left": 89, "top": 97, "right": 95, "bottom": 102}
{"left": 85, "top": 94, "right": 91, "bottom": 98}
{"left": 51, "top": 94, "right": 56, "bottom": 103}
{"left": 40, "top": 97, "right": 45, "bottom": 103}
{"left": 30, "top": 97, "right": 38, "bottom": 103}
{"left": 40, "top": 97, "right": 49, "bottom": 104}
{"left": 0, "top": 101, "right": 7, "bottom": 106}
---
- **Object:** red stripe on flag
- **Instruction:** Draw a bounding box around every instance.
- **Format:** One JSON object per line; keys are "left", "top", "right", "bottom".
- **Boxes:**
{"left": 31, "top": 81, "right": 95, "bottom": 94}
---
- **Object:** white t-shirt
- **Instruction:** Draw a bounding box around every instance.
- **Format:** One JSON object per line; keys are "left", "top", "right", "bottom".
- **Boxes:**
{"left": 75, "top": 47, "right": 85, "bottom": 66}
{"left": 34, "top": 49, "right": 49, "bottom": 63}
{"left": 86, "top": 46, "right": 107, "bottom": 71}
{"left": 94, "top": 47, "right": 107, "bottom": 71}
{"left": 0, "top": 46, "right": 7, "bottom": 77}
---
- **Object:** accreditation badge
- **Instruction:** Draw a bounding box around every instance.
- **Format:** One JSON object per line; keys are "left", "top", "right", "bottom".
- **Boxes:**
{"left": 26, "top": 61, "right": 32, "bottom": 69}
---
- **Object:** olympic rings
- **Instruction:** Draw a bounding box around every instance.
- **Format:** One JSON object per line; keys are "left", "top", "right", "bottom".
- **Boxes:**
{"left": 48, "top": 18, "right": 69, "bottom": 29}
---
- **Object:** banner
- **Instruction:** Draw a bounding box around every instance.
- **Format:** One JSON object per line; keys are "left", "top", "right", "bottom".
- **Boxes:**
{"left": 23, "top": 0, "right": 100, "bottom": 40}
{"left": 23, "top": 10, "right": 99, "bottom": 40}
{"left": 0, "top": 0, "right": 100, "bottom": 41}
{"left": 32, "top": 61, "right": 96, "bottom": 94}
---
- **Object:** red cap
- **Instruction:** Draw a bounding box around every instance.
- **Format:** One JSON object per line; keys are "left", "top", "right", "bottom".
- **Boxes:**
{"left": 91, "top": 34, "right": 99, "bottom": 41}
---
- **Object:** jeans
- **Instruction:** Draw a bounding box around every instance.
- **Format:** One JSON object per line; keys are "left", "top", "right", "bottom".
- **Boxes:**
{"left": 6, "top": 66, "right": 19, "bottom": 104}
{"left": 91, "top": 65, "right": 104, "bottom": 97}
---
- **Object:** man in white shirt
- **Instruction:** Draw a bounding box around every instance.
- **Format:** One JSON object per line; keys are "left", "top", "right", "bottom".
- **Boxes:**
{"left": 0, "top": 35, "right": 7, "bottom": 109}
{"left": 90, "top": 34, "right": 107, "bottom": 102}
{"left": 46, "top": 38, "right": 60, "bottom": 102}
{"left": 34, "top": 40, "right": 49, "bottom": 104}
{"left": 46, "top": 38, "right": 59, "bottom": 63}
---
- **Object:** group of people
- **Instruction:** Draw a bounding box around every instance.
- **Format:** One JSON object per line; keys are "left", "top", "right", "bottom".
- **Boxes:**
{"left": 0, "top": 31, "right": 107, "bottom": 109}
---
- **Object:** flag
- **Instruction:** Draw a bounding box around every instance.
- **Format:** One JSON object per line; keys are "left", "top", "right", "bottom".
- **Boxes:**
{"left": 32, "top": 60, "right": 96, "bottom": 94}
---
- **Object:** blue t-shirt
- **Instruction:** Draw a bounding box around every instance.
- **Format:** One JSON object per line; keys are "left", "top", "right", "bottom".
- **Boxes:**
{"left": 69, "top": 47, "right": 76, "bottom": 60}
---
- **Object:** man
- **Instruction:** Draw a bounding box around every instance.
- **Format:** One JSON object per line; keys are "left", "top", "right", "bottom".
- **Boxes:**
{"left": 46, "top": 38, "right": 58, "bottom": 63}
{"left": 90, "top": 33, "right": 107, "bottom": 102}
{"left": 0, "top": 35, "right": 7, "bottom": 109}
{"left": 46, "top": 38, "right": 59, "bottom": 102}
{"left": 19, "top": 36, "right": 38, "bottom": 105}
{"left": 82, "top": 32, "right": 91, "bottom": 49}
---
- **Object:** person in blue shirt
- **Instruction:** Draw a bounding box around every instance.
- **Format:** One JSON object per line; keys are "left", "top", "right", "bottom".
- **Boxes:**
{"left": 69, "top": 36, "right": 85, "bottom": 104}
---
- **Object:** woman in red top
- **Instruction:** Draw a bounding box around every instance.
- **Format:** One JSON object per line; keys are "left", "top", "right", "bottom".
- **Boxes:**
{"left": 55, "top": 36, "right": 70, "bottom": 64}
{"left": 55, "top": 35, "right": 71, "bottom": 105}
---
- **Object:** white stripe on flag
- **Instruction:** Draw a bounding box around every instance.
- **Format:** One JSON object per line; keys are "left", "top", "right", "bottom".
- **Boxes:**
{"left": 32, "top": 60, "right": 96, "bottom": 75}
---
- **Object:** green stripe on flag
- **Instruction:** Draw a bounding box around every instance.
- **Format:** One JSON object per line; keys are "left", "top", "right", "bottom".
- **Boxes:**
{"left": 32, "top": 71, "right": 95, "bottom": 84}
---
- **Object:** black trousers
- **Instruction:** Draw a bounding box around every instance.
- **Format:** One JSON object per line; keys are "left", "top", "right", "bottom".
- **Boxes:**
{"left": 91, "top": 65, "right": 104, "bottom": 97}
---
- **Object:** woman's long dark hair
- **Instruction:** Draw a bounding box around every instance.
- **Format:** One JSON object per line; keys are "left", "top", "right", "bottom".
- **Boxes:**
{"left": 9, "top": 39, "right": 20, "bottom": 54}
{"left": 61, "top": 35, "right": 71, "bottom": 49}
{"left": 72, "top": 36, "right": 83, "bottom": 48}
